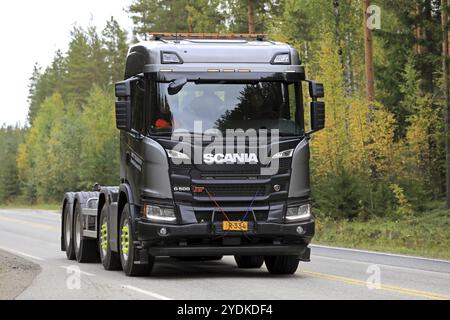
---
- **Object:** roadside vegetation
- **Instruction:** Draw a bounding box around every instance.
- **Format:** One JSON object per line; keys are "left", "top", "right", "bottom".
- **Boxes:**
{"left": 315, "top": 204, "right": 450, "bottom": 260}
{"left": 0, "top": 1, "right": 449, "bottom": 259}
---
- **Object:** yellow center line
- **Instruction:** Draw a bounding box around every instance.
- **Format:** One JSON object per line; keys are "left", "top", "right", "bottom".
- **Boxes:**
{"left": 0, "top": 215, "right": 58, "bottom": 231}
{"left": 303, "top": 270, "right": 450, "bottom": 300}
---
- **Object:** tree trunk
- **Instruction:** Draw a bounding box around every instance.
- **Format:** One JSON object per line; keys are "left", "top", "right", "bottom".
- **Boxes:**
{"left": 248, "top": 0, "right": 256, "bottom": 34}
{"left": 188, "top": 14, "right": 193, "bottom": 33}
{"left": 443, "top": 0, "right": 450, "bottom": 208}
{"left": 415, "top": 3, "right": 427, "bottom": 55}
{"left": 363, "top": 0, "right": 375, "bottom": 102}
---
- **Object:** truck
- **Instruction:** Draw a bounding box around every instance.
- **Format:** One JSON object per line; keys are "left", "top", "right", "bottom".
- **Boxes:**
{"left": 61, "top": 33, "right": 325, "bottom": 276}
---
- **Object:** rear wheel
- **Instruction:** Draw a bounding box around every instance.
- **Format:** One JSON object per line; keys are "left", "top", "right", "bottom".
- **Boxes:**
{"left": 264, "top": 256, "right": 299, "bottom": 275}
{"left": 119, "top": 204, "right": 154, "bottom": 276}
{"left": 99, "top": 206, "right": 121, "bottom": 270}
{"left": 73, "top": 201, "right": 99, "bottom": 263}
{"left": 63, "top": 204, "right": 75, "bottom": 260}
{"left": 234, "top": 255, "right": 264, "bottom": 269}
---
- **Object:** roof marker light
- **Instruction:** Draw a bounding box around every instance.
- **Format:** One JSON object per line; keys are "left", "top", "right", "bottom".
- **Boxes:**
{"left": 161, "top": 52, "right": 183, "bottom": 64}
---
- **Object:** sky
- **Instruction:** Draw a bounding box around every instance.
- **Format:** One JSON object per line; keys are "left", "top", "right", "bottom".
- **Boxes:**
{"left": 0, "top": 0, "right": 133, "bottom": 127}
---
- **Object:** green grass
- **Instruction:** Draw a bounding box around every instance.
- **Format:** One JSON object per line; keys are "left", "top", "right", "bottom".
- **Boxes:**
{"left": 314, "top": 208, "right": 450, "bottom": 260}
{"left": 0, "top": 202, "right": 60, "bottom": 211}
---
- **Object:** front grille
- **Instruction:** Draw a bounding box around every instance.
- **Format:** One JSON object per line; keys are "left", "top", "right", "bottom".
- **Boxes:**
{"left": 201, "top": 169, "right": 262, "bottom": 178}
{"left": 195, "top": 210, "right": 269, "bottom": 222}
{"left": 196, "top": 184, "right": 266, "bottom": 197}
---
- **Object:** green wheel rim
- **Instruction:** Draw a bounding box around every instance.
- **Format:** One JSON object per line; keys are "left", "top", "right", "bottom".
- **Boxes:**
{"left": 121, "top": 221, "right": 130, "bottom": 262}
{"left": 100, "top": 221, "right": 108, "bottom": 253}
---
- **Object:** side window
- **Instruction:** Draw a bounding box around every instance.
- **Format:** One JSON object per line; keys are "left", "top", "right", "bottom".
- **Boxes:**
{"left": 131, "top": 80, "right": 145, "bottom": 133}
{"left": 289, "top": 83, "right": 305, "bottom": 133}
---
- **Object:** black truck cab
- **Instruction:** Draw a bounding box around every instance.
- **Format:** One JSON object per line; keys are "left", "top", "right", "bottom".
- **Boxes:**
{"left": 61, "top": 34, "right": 325, "bottom": 276}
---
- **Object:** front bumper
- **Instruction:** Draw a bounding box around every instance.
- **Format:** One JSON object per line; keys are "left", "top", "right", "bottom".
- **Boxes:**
{"left": 135, "top": 219, "right": 314, "bottom": 259}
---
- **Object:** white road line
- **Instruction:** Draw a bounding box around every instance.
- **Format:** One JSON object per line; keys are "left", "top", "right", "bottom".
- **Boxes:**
{"left": 123, "top": 285, "right": 173, "bottom": 300}
{"left": 311, "top": 244, "right": 450, "bottom": 264}
{"left": 0, "top": 245, "right": 45, "bottom": 261}
{"left": 59, "top": 266, "right": 95, "bottom": 277}
{"left": 312, "top": 255, "right": 450, "bottom": 276}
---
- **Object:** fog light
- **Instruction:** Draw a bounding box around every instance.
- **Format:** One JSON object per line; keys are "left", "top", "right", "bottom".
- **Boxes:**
{"left": 296, "top": 226, "right": 305, "bottom": 234}
{"left": 159, "top": 228, "right": 168, "bottom": 236}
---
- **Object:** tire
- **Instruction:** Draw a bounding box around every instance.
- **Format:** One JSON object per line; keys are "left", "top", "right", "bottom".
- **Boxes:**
{"left": 119, "top": 204, "right": 154, "bottom": 276}
{"left": 99, "top": 206, "right": 121, "bottom": 270}
{"left": 73, "top": 201, "right": 99, "bottom": 263}
{"left": 264, "top": 256, "right": 300, "bottom": 275}
{"left": 235, "top": 255, "right": 264, "bottom": 269}
{"left": 63, "top": 203, "right": 75, "bottom": 260}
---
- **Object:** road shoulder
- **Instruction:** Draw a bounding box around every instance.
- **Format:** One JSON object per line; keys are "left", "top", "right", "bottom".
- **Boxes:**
{"left": 0, "top": 249, "right": 41, "bottom": 300}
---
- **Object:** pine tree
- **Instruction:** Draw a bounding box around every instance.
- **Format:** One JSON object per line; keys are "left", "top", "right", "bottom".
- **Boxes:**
{"left": 103, "top": 17, "right": 128, "bottom": 84}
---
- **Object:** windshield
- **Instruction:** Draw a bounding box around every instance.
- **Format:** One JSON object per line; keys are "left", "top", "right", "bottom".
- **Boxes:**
{"left": 152, "top": 82, "right": 303, "bottom": 135}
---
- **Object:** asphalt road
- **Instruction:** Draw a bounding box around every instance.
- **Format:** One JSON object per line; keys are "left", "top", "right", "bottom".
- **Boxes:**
{"left": 0, "top": 208, "right": 449, "bottom": 300}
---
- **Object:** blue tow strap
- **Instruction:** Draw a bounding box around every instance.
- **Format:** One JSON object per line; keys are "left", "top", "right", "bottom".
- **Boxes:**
{"left": 241, "top": 188, "right": 260, "bottom": 221}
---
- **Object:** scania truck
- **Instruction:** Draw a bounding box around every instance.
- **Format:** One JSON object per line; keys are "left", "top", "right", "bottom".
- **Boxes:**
{"left": 61, "top": 33, "right": 325, "bottom": 276}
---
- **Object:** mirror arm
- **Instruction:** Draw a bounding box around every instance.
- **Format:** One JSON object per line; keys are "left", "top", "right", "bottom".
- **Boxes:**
{"left": 130, "top": 128, "right": 144, "bottom": 141}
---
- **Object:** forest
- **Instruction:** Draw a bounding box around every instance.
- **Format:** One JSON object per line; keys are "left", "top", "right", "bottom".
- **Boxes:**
{"left": 0, "top": 1, "right": 449, "bottom": 253}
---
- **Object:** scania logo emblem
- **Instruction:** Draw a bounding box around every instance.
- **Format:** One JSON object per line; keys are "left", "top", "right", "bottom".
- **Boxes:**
{"left": 203, "top": 153, "right": 259, "bottom": 165}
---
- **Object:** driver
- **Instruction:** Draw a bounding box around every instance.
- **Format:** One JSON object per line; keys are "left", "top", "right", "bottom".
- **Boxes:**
{"left": 154, "top": 97, "right": 173, "bottom": 129}
{"left": 188, "top": 86, "right": 224, "bottom": 119}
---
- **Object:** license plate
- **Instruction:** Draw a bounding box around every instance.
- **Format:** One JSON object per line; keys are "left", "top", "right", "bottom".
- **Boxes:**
{"left": 223, "top": 221, "right": 248, "bottom": 232}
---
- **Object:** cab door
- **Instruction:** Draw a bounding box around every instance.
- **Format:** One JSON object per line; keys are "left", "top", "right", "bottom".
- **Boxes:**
{"left": 124, "top": 78, "right": 146, "bottom": 204}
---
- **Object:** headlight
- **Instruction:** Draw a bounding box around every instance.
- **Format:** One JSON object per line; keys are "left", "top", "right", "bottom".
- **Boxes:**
{"left": 286, "top": 204, "right": 312, "bottom": 222}
{"left": 272, "top": 149, "right": 294, "bottom": 160}
{"left": 166, "top": 149, "right": 190, "bottom": 160}
{"left": 144, "top": 205, "right": 176, "bottom": 222}
{"left": 271, "top": 53, "right": 291, "bottom": 65}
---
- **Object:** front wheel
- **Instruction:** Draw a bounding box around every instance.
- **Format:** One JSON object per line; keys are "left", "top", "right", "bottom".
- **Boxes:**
{"left": 119, "top": 204, "right": 154, "bottom": 276}
{"left": 264, "top": 256, "right": 299, "bottom": 275}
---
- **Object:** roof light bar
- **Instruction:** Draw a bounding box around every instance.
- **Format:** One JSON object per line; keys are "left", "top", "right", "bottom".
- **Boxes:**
{"left": 151, "top": 32, "right": 269, "bottom": 41}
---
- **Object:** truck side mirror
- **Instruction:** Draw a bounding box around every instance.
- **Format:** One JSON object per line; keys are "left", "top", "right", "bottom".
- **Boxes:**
{"left": 115, "top": 79, "right": 133, "bottom": 132}
{"left": 307, "top": 81, "right": 325, "bottom": 133}
{"left": 311, "top": 101, "right": 325, "bottom": 132}
{"left": 309, "top": 81, "right": 324, "bottom": 99}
